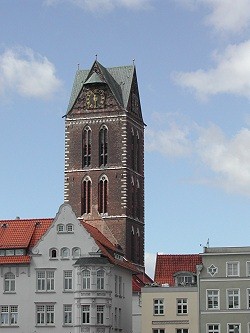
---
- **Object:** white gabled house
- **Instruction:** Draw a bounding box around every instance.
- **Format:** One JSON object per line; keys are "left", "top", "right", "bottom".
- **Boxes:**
{"left": 0, "top": 203, "right": 138, "bottom": 333}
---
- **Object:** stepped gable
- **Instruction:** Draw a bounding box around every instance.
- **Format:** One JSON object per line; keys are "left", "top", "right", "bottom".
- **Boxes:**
{"left": 154, "top": 253, "right": 202, "bottom": 286}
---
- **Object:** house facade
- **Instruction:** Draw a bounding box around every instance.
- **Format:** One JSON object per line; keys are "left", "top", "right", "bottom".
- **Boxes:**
{"left": 0, "top": 203, "right": 137, "bottom": 332}
{"left": 141, "top": 254, "right": 202, "bottom": 333}
{"left": 199, "top": 246, "right": 250, "bottom": 333}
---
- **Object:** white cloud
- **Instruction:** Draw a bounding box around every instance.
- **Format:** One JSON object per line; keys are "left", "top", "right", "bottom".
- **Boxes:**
{"left": 196, "top": 125, "right": 250, "bottom": 195}
{"left": 145, "top": 252, "right": 156, "bottom": 279}
{"left": 175, "top": 0, "right": 250, "bottom": 34}
{"left": 146, "top": 124, "right": 192, "bottom": 157}
{"left": 44, "top": 0, "right": 152, "bottom": 12}
{"left": 0, "top": 47, "right": 62, "bottom": 100}
{"left": 147, "top": 118, "right": 250, "bottom": 196}
{"left": 174, "top": 40, "right": 250, "bottom": 99}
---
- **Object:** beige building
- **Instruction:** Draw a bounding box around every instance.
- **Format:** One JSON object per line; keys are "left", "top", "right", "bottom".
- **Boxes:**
{"left": 141, "top": 254, "right": 202, "bottom": 333}
{"left": 141, "top": 285, "right": 199, "bottom": 333}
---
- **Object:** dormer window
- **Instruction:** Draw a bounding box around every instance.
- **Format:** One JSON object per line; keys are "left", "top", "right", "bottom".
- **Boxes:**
{"left": 175, "top": 272, "right": 196, "bottom": 287}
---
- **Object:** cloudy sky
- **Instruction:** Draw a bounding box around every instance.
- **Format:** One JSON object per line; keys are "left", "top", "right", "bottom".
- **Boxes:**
{"left": 1, "top": 0, "right": 250, "bottom": 278}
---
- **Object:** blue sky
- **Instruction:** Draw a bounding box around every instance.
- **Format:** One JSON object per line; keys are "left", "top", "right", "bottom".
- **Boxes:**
{"left": 1, "top": 0, "right": 250, "bottom": 278}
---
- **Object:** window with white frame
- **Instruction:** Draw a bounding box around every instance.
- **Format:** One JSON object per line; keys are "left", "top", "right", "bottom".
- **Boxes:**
{"left": 97, "top": 305, "right": 104, "bottom": 324}
{"left": 207, "top": 324, "right": 220, "bottom": 333}
{"left": 49, "top": 248, "right": 58, "bottom": 259}
{"left": 115, "top": 275, "right": 118, "bottom": 295}
{"left": 97, "top": 269, "right": 105, "bottom": 290}
{"left": 57, "top": 224, "right": 64, "bottom": 232}
{"left": 61, "top": 247, "right": 70, "bottom": 259}
{"left": 247, "top": 289, "right": 250, "bottom": 309}
{"left": 82, "top": 269, "right": 91, "bottom": 289}
{"left": 227, "top": 289, "right": 240, "bottom": 309}
{"left": 227, "top": 262, "right": 239, "bottom": 277}
{"left": 118, "top": 276, "right": 122, "bottom": 296}
{"left": 63, "top": 304, "right": 72, "bottom": 325}
{"left": 36, "top": 270, "right": 55, "bottom": 292}
{"left": 177, "top": 298, "right": 188, "bottom": 314}
{"left": 36, "top": 304, "right": 55, "bottom": 325}
{"left": 152, "top": 329, "right": 165, "bottom": 333}
{"left": 118, "top": 308, "right": 121, "bottom": 328}
{"left": 153, "top": 299, "right": 164, "bottom": 315}
{"left": 177, "top": 329, "right": 188, "bottom": 333}
{"left": 63, "top": 270, "right": 73, "bottom": 291}
{"left": 4, "top": 272, "right": 15, "bottom": 292}
{"left": 247, "top": 262, "right": 250, "bottom": 276}
{"left": 72, "top": 247, "right": 81, "bottom": 259}
{"left": 66, "top": 224, "right": 74, "bottom": 232}
{"left": 228, "top": 324, "right": 240, "bottom": 333}
{"left": 207, "top": 290, "right": 219, "bottom": 309}
{"left": 82, "top": 305, "right": 90, "bottom": 324}
{"left": 0, "top": 305, "right": 18, "bottom": 326}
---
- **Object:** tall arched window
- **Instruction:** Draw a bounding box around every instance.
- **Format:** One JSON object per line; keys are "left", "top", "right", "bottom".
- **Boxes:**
{"left": 98, "top": 175, "right": 108, "bottom": 214}
{"left": 136, "top": 179, "right": 140, "bottom": 219}
{"left": 81, "top": 176, "right": 92, "bottom": 214}
{"left": 4, "top": 272, "right": 15, "bottom": 292}
{"left": 131, "top": 176, "right": 135, "bottom": 218}
{"left": 82, "top": 126, "right": 92, "bottom": 167}
{"left": 99, "top": 125, "right": 108, "bottom": 166}
{"left": 82, "top": 270, "right": 91, "bottom": 289}
{"left": 131, "top": 227, "right": 135, "bottom": 262}
{"left": 136, "top": 131, "right": 140, "bottom": 172}
{"left": 97, "top": 269, "right": 105, "bottom": 290}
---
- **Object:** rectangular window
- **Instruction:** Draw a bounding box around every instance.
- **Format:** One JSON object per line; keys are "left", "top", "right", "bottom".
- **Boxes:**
{"left": 82, "top": 305, "right": 90, "bottom": 324}
{"left": 63, "top": 305, "right": 72, "bottom": 325}
{"left": 207, "top": 324, "right": 220, "bottom": 333}
{"left": 36, "top": 304, "right": 55, "bottom": 326}
{"left": 207, "top": 290, "right": 219, "bottom": 309}
{"left": 153, "top": 299, "right": 164, "bottom": 315}
{"left": 247, "top": 262, "right": 250, "bottom": 276}
{"left": 227, "top": 289, "right": 240, "bottom": 309}
{"left": 118, "top": 308, "right": 121, "bottom": 328}
{"left": 247, "top": 289, "right": 250, "bottom": 309}
{"left": 64, "top": 270, "right": 73, "bottom": 291}
{"left": 228, "top": 324, "right": 240, "bottom": 333}
{"left": 153, "top": 329, "right": 165, "bottom": 333}
{"left": 119, "top": 276, "right": 122, "bottom": 296}
{"left": 0, "top": 305, "right": 18, "bottom": 326}
{"left": 177, "top": 298, "right": 188, "bottom": 314}
{"left": 97, "top": 305, "right": 104, "bottom": 324}
{"left": 177, "top": 330, "right": 189, "bottom": 333}
{"left": 37, "top": 270, "right": 55, "bottom": 292}
{"left": 227, "top": 262, "right": 239, "bottom": 277}
{"left": 114, "top": 307, "right": 117, "bottom": 328}
{"left": 115, "top": 275, "right": 118, "bottom": 295}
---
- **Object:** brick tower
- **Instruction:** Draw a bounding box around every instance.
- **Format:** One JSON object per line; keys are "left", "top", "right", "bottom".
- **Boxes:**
{"left": 64, "top": 60, "right": 145, "bottom": 266}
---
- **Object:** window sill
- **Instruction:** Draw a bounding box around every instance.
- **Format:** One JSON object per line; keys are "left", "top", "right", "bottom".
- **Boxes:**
{"left": 63, "top": 290, "right": 73, "bottom": 293}
{"left": 3, "top": 291, "right": 16, "bottom": 294}
{"left": 35, "top": 291, "right": 56, "bottom": 294}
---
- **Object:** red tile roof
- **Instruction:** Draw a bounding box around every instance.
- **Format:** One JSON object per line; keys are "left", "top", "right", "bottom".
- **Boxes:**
{"left": 0, "top": 256, "right": 31, "bottom": 265}
{"left": 154, "top": 254, "right": 202, "bottom": 286}
{"left": 132, "top": 273, "right": 153, "bottom": 292}
{"left": 0, "top": 215, "right": 137, "bottom": 273}
{"left": 0, "top": 219, "right": 53, "bottom": 249}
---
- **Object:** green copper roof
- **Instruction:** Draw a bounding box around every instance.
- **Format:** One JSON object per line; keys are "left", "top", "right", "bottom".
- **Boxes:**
{"left": 67, "top": 61, "right": 134, "bottom": 113}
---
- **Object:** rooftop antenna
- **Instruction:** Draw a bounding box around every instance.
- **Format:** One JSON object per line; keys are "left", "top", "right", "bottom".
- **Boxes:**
{"left": 200, "top": 238, "right": 210, "bottom": 248}
{"left": 77, "top": 63, "right": 80, "bottom": 70}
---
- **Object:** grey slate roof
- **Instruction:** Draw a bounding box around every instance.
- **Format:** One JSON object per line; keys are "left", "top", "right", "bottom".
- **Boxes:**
{"left": 74, "top": 256, "right": 110, "bottom": 266}
{"left": 67, "top": 61, "right": 134, "bottom": 114}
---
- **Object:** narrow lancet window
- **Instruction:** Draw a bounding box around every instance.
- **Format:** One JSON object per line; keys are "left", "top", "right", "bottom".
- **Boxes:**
{"left": 98, "top": 175, "right": 108, "bottom": 214}
{"left": 83, "top": 126, "right": 91, "bottom": 167}
{"left": 99, "top": 125, "right": 108, "bottom": 166}
{"left": 82, "top": 176, "right": 92, "bottom": 214}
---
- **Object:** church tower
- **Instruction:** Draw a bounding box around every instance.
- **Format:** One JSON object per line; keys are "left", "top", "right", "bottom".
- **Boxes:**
{"left": 64, "top": 60, "right": 145, "bottom": 266}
